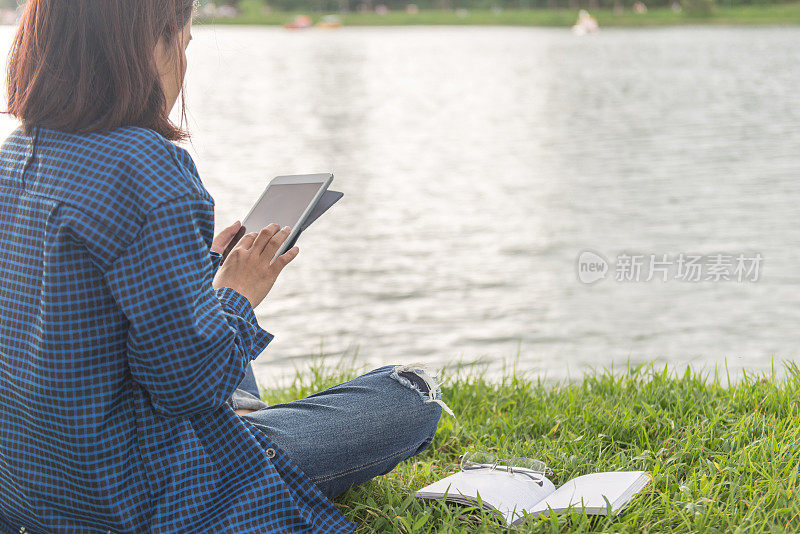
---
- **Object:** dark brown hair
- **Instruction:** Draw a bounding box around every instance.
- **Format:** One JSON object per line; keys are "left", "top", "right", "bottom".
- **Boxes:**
{"left": 6, "top": 0, "right": 194, "bottom": 141}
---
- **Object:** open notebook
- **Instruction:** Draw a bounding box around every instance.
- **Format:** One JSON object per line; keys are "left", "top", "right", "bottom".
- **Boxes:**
{"left": 415, "top": 470, "right": 651, "bottom": 526}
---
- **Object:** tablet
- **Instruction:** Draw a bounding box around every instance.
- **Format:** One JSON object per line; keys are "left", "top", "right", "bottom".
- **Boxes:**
{"left": 224, "top": 173, "right": 333, "bottom": 261}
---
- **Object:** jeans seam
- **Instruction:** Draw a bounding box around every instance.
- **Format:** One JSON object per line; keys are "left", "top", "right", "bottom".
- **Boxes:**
{"left": 310, "top": 441, "right": 422, "bottom": 484}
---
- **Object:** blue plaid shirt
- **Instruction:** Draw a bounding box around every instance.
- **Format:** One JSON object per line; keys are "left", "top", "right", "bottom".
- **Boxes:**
{"left": 0, "top": 126, "right": 353, "bottom": 533}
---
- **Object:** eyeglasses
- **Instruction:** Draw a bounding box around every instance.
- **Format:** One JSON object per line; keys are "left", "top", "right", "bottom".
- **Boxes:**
{"left": 460, "top": 450, "right": 552, "bottom": 484}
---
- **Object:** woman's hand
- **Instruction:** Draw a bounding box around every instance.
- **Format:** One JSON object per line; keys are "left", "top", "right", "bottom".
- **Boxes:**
{"left": 212, "top": 224, "right": 300, "bottom": 309}
{"left": 211, "top": 220, "right": 243, "bottom": 255}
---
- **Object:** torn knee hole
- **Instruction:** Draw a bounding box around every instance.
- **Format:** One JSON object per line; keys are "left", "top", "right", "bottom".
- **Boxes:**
{"left": 390, "top": 364, "right": 455, "bottom": 417}
{"left": 398, "top": 371, "right": 431, "bottom": 394}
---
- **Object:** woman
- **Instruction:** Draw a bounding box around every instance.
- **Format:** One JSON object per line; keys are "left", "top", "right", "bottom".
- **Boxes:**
{"left": 0, "top": 1, "right": 447, "bottom": 532}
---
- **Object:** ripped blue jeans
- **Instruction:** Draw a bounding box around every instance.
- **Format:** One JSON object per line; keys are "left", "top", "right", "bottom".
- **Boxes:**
{"left": 235, "top": 365, "right": 450, "bottom": 499}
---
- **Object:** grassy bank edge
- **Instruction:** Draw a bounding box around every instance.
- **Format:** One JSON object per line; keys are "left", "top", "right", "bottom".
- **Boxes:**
{"left": 196, "top": 2, "right": 800, "bottom": 27}
{"left": 259, "top": 360, "right": 800, "bottom": 532}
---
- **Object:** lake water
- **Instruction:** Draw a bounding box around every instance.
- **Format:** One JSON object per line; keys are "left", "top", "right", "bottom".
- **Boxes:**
{"left": 1, "top": 25, "right": 798, "bottom": 384}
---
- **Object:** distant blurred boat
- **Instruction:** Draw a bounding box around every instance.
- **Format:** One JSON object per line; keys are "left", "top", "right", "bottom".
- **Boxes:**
{"left": 316, "top": 15, "right": 342, "bottom": 29}
{"left": 572, "top": 9, "right": 599, "bottom": 35}
{"left": 284, "top": 15, "right": 312, "bottom": 29}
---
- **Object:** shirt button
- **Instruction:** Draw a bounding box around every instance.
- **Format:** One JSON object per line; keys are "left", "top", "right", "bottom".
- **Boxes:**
{"left": 266, "top": 448, "right": 276, "bottom": 459}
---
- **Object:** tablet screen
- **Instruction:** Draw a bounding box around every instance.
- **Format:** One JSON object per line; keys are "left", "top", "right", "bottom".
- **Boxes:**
{"left": 243, "top": 183, "right": 325, "bottom": 231}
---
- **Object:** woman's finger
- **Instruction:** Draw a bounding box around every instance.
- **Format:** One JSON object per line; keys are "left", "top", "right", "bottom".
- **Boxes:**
{"left": 210, "top": 220, "right": 242, "bottom": 254}
{"left": 263, "top": 226, "right": 292, "bottom": 258}
{"left": 252, "top": 223, "right": 282, "bottom": 253}
{"left": 219, "top": 220, "right": 241, "bottom": 239}
{"left": 272, "top": 246, "right": 300, "bottom": 271}
{"left": 236, "top": 232, "right": 259, "bottom": 250}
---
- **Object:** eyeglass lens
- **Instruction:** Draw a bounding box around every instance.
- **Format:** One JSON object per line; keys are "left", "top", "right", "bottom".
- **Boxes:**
{"left": 461, "top": 451, "right": 547, "bottom": 479}
{"left": 461, "top": 451, "right": 498, "bottom": 470}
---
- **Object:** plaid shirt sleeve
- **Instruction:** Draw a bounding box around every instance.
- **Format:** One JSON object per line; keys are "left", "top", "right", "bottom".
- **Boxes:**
{"left": 209, "top": 249, "right": 224, "bottom": 275}
{"left": 104, "top": 194, "right": 273, "bottom": 417}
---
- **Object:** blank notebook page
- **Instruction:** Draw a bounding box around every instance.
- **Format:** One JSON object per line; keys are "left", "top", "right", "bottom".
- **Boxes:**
{"left": 416, "top": 470, "right": 555, "bottom": 520}
{"left": 529, "top": 471, "right": 650, "bottom": 516}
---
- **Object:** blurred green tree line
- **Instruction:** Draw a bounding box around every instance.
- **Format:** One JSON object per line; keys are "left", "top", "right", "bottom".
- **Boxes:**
{"left": 0, "top": 0, "right": 791, "bottom": 14}
{"left": 203, "top": 0, "right": 793, "bottom": 11}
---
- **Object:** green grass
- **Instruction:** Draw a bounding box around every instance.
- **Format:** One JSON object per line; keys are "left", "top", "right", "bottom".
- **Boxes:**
{"left": 262, "top": 361, "right": 800, "bottom": 532}
{"left": 197, "top": 2, "right": 800, "bottom": 27}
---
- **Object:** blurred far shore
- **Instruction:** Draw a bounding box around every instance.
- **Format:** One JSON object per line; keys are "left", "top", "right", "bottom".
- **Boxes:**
{"left": 191, "top": 0, "right": 800, "bottom": 27}
{"left": 0, "top": 0, "right": 797, "bottom": 27}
